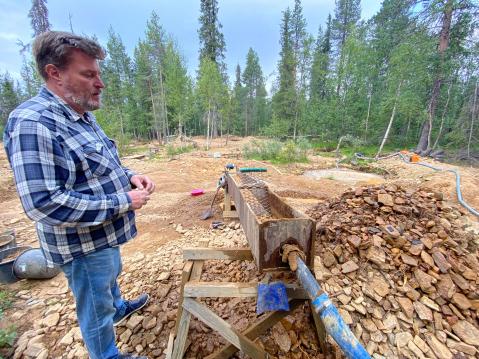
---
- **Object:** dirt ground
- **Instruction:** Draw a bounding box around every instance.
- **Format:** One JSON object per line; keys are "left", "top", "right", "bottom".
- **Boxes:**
{"left": 1, "top": 136, "right": 479, "bottom": 358}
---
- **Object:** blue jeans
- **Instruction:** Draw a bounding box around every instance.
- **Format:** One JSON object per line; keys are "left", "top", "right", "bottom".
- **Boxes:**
{"left": 62, "top": 247, "right": 127, "bottom": 359}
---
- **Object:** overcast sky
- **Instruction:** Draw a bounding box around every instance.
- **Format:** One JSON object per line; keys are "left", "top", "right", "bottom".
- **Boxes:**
{"left": 0, "top": 0, "right": 381, "bottom": 87}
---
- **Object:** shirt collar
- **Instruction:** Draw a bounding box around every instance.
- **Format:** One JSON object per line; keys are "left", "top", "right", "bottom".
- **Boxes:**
{"left": 41, "top": 86, "right": 86, "bottom": 122}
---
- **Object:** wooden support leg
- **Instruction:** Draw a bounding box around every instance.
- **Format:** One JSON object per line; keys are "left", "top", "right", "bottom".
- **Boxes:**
{"left": 205, "top": 299, "right": 304, "bottom": 359}
{"left": 173, "top": 261, "right": 194, "bottom": 334}
{"left": 223, "top": 190, "right": 238, "bottom": 218}
{"left": 182, "top": 298, "right": 268, "bottom": 359}
{"left": 171, "top": 259, "right": 205, "bottom": 359}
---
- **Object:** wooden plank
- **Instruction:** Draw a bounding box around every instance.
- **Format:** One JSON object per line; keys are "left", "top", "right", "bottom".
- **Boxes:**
{"left": 165, "top": 331, "right": 175, "bottom": 359}
{"left": 224, "top": 190, "right": 232, "bottom": 211}
{"left": 182, "top": 298, "right": 268, "bottom": 359}
{"left": 183, "top": 248, "right": 253, "bottom": 261}
{"left": 190, "top": 259, "right": 205, "bottom": 281}
{"left": 310, "top": 301, "right": 328, "bottom": 354}
{"left": 171, "top": 308, "right": 192, "bottom": 359}
{"left": 173, "top": 261, "right": 194, "bottom": 334}
{"left": 223, "top": 210, "right": 239, "bottom": 219}
{"left": 183, "top": 282, "right": 308, "bottom": 299}
{"left": 205, "top": 299, "right": 304, "bottom": 359}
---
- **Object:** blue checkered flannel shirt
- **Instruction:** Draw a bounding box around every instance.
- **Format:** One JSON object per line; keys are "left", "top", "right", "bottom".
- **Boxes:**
{"left": 3, "top": 87, "right": 137, "bottom": 265}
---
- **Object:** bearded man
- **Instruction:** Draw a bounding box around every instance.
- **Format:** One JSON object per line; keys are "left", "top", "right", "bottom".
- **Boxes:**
{"left": 4, "top": 31, "right": 154, "bottom": 359}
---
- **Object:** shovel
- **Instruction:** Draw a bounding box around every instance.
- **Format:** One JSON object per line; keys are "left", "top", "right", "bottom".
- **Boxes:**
{"left": 200, "top": 186, "right": 220, "bottom": 220}
{"left": 256, "top": 273, "right": 290, "bottom": 314}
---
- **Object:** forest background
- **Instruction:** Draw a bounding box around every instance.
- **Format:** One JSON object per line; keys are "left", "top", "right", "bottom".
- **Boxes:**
{"left": 1, "top": 0, "right": 478, "bottom": 160}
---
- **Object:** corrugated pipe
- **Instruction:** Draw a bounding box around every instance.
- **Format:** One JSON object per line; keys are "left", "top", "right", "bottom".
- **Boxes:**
{"left": 295, "top": 257, "right": 371, "bottom": 359}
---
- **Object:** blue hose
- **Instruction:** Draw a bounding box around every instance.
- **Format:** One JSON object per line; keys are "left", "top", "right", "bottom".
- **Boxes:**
{"left": 295, "top": 257, "right": 371, "bottom": 359}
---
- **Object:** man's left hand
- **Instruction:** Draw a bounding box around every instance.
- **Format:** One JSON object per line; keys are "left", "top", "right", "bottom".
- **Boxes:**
{"left": 130, "top": 175, "right": 155, "bottom": 194}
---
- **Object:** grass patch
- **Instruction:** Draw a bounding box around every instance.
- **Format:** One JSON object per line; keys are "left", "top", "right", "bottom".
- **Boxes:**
{"left": 0, "top": 326, "right": 16, "bottom": 348}
{"left": 0, "top": 290, "right": 16, "bottom": 348}
{"left": 0, "top": 290, "right": 12, "bottom": 317}
{"left": 166, "top": 144, "right": 195, "bottom": 158}
{"left": 243, "top": 139, "right": 310, "bottom": 164}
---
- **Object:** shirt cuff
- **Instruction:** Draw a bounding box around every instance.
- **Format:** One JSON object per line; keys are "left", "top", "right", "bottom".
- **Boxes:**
{"left": 111, "top": 192, "right": 132, "bottom": 215}
{"left": 123, "top": 168, "right": 136, "bottom": 180}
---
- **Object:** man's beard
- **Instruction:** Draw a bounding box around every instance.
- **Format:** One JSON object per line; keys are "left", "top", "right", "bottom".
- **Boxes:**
{"left": 64, "top": 86, "right": 101, "bottom": 112}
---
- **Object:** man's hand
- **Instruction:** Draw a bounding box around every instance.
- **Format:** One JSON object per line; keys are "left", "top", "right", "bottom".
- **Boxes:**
{"left": 130, "top": 175, "right": 156, "bottom": 194}
{"left": 127, "top": 189, "right": 150, "bottom": 210}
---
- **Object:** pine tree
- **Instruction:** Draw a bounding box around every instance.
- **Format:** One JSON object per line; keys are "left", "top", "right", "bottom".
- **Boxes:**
{"left": 196, "top": 58, "right": 228, "bottom": 147}
{"left": 232, "top": 64, "right": 245, "bottom": 135}
{"left": 145, "top": 12, "right": 169, "bottom": 142}
{"left": 271, "top": 8, "right": 296, "bottom": 136}
{"left": 163, "top": 41, "right": 193, "bottom": 138}
{"left": 99, "top": 28, "right": 135, "bottom": 143}
{"left": 0, "top": 73, "right": 21, "bottom": 130}
{"left": 332, "top": 0, "right": 361, "bottom": 95}
{"left": 242, "top": 48, "right": 267, "bottom": 136}
{"left": 310, "top": 15, "right": 332, "bottom": 101}
{"left": 198, "top": 0, "right": 227, "bottom": 78}
{"left": 28, "top": 0, "right": 51, "bottom": 37}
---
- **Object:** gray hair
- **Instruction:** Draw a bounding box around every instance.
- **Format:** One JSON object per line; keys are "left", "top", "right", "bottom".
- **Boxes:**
{"left": 32, "top": 31, "right": 106, "bottom": 80}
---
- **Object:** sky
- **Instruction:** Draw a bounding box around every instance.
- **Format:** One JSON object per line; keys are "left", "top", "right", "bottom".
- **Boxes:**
{"left": 0, "top": 0, "right": 382, "bottom": 89}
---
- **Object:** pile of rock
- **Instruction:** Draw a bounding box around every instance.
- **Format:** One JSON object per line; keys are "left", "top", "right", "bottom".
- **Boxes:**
{"left": 308, "top": 184, "right": 479, "bottom": 358}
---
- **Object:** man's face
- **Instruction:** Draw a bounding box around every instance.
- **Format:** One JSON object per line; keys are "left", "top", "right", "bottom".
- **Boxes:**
{"left": 58, "top": 49, "right": 105, "bottom": 113}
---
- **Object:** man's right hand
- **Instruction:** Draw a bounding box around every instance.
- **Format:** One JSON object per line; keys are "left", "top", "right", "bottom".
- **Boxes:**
{"left": 127, "top": 190, "right": 150, "bottom": 210}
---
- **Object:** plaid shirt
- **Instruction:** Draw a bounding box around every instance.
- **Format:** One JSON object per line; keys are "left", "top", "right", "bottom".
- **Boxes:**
{"left": 3, "top": 87, "right": 137, "bottom": 265}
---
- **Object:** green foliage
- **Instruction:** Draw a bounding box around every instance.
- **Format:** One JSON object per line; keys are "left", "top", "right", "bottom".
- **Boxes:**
{"left": 243, "top": 139, "right": 309, "bottom": 164}
{"left": 166, "top": 144, "right": 195, "bottom": 157}
{"left": 0, "top": 290, "right": 12, "bottom": 317}
{"left": 0, "top": 290, "right": 16, "bottom": 348}
{"left": 0, "top": 326, "right": 16, "bottom": 348}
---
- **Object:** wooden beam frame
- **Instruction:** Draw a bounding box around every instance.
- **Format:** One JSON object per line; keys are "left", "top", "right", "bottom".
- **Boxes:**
{"left": 183, "top": 282, "right": 308, "bottom": 300}
{"left": 182, "top": 298, "right": 268, "bottom": 359}
{"left": 183, "top": 247, "right": 253, "bottom": 261}
{"left": 204, "top": 299, "right": 304, "bottom": 359}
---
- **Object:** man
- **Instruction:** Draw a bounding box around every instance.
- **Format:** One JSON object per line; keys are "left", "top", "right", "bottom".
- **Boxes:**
{"left": 4, "top": 31, "right": 154, "bottom": 359}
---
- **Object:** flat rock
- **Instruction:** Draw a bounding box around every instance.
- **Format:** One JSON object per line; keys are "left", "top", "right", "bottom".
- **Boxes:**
{"left": 378, "top": 193, "right": 394, "bottom": 206}
{"left": 414, "top": 269, "right": 435, "bottom": 293}
{"left": 322, "top": 251, "right": 337, "bottom": 268}
{"left": 41, "top": 312, "right": 60, "bottom": 327}
{"left": 451, "top": 293, "right": 471, "bottom": 310}
{"left": 272, "top": 322, "right": 291, "bottom": 353}
{"left": 446, "top": 339, "right": 477, "bottom": 356}
{"left": 126, "top": 315, "right": 144, "bottom": 330}
{"left": 401, "top": 253, "right": 418, "bottom": 266}
{"left": 371, "top": 276, "right": 389, "bottom": 297}
{"left": 397, "top": 297, "right": 414, "bottom": 318}
{"left": 431, "top": 251, "right": 451, "bottom": 273}
{"left": 341, "top": 260, "right": 359, "bottom": 274}
{"left": 395, "top": 332, "right": 412, "bottom": 348}
{"left": 452, "top": 320, "right": 479, "bottom": 346}
{"left": 366, "top": 246, "right": 386, "bottom": 266}
{"left": 413, "top": 301, "right": 433, "bottom": 321}
{"left": 424, "top": 334, "right": 452, "bottom": 359}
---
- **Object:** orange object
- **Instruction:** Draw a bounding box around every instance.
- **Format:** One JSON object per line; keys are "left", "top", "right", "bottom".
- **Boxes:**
{"left": 410, "top": 154, "right": 420, "bottom": 163}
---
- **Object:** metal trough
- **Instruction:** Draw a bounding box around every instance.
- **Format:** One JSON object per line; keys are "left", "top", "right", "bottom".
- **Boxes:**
{"left": 226, "top": 173, "right": 315, "bottom": 270}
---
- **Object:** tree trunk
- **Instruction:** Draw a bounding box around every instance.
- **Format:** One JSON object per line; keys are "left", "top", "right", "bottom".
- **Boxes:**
{"left": 376, "top": 80, "right": 403, "bottom": 158}
{"left": 206, "top": 102, "right": 211, "bottom": 151}
{"left": 147, "top": 78, "right": 161, "bottom": 144}
{"left": 467, "top": 80, "right": 478, "bottom": 159}
{"left": 432, "top": 80, "right": 453, "bottom": 149}
{"left": 416, "top": 0, "right": 453, "bottom": 152}
{"left": 364, "top": 85, "right": 372, "bottom": 140}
